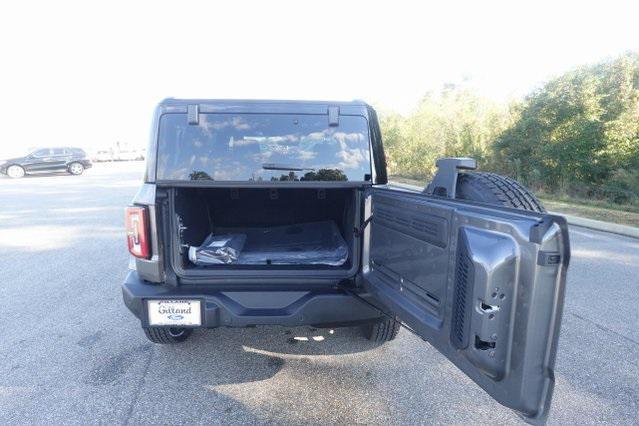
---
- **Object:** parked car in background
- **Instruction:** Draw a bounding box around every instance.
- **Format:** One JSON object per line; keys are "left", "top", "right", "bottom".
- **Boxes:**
{"left": 92, "top": 147, "right": 145, "bottom": 162}
{"left": 136, "top": 148, "right": 146, "bottom": 160}
{"left": 93, "top": 149, "right": 115, "bottom": 162}
{"left": 0, "top": 147, "right": 92, "bottom": 178}
{"left": 115, "top": 148, "right": 143, "bottom": 161}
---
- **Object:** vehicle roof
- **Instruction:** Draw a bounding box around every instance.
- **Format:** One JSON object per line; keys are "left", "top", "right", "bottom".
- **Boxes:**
{"left": 31, "top": 146, "right": 84, "bottom": 151}
{"left": 156, "top": 98, "right": 373, "bottom": 116}
{"left": 159, "top": 98, "right": 370, "bottom": 106}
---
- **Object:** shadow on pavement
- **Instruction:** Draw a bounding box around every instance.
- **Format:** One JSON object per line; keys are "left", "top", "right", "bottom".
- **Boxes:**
{"left": 117, "top": 325, "right": 394, "bottom": 424}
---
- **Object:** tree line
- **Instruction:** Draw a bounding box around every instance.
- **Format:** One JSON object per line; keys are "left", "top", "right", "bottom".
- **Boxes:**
{"left": 380, "top": 52, "right": 639, "bottom": 205}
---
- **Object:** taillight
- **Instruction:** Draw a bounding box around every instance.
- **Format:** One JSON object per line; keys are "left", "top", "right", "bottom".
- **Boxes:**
{"left": 125, "top": 206, "right": 150, "bottom": 259}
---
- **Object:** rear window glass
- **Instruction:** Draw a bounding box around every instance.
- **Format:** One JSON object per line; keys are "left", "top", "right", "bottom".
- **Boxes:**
{"left": 68, "top": 148, "right": 86, "bottom": 156}
{"left": 32, "top": 149, "right": 51, "bottom": 157}
{"left": 156, "top": 113, "right": 371, "bottom": 182}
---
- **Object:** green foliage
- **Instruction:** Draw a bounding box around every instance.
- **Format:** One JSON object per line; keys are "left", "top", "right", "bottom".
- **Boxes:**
{"left": 493, "top": 52, "right": 639, "bottom": 198}
{"left": 268, "top": 169, "right": 348, "bottom": 182}
{"left": 381, "top": 52, "right": 639, "bottom": 205}
{"left": 381, "top": 85, "right": 513, "bottom": 179}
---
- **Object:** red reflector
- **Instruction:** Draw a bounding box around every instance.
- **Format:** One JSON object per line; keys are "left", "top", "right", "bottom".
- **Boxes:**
{"left": 125, "top": 206, "right": 150, "bottom": 259}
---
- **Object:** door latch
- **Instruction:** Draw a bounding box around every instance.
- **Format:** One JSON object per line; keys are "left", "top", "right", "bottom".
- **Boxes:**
{"left": 537, "top": 251, "right": 561, "bottom": 266}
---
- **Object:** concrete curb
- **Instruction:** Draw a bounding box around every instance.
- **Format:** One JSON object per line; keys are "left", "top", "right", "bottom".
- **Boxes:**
{"left": 552, "top": 212, "right": 639, "bottom": 239}
{"left": 388, "top": 182, "right": 424, "bottom": 192}
{"left": 388, "top": 183, "right": 639, "bottom": 240}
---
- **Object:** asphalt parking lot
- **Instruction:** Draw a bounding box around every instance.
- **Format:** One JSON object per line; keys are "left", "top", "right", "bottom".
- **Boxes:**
{"left": 1, "top": 162, "right": 638, "bottom": 425}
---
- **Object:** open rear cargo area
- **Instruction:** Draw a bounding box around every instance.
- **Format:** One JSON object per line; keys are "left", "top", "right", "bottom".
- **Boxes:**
{"left": 172, "top": 187, "right": 359, "bottom": 274}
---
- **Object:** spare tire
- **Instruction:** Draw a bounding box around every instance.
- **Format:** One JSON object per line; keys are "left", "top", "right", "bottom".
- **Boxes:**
{"left": 455, "top": 172, "right": 545, "bottom": 213}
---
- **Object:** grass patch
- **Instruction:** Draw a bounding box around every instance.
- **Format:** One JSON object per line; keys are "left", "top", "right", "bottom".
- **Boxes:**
{"left": 388, "top": 176, "right": 428, "bottom": 187}
{"left": 540, "top": 198, "right": 639, "bottom": 227}
{"left": 389, "top": 176, "right": 639, "bottom": 228}
{"left": 536, "top": 192, "right": 639, "bottom": 214}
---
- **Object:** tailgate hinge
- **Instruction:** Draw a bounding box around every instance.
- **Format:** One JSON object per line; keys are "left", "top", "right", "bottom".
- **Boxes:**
{"left": 354, "top": 215, "right": 373, "bottom": 238}
{"left": 328, "top": 106, "right": 339, "bottom": 126}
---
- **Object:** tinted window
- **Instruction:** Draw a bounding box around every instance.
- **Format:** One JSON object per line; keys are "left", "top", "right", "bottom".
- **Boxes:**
{"left": 52, "top": 148, "right": 65, "bottom": 155}
{"left": 157, "top": 113, "right": 371, "bottom": 182}
{"left": 68, "top": 148, "right": 86, "bottom": 156}
{"left": 32, "top": 149, "right": 51, "bottom": 157}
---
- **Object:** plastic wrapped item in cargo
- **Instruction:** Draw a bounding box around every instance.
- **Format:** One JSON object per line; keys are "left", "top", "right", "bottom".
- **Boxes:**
{"left": 188, "top": 233, "right": 246, "bottom": 265}
{"left": 218, "top": 221, "right": 349, "bottom": 266}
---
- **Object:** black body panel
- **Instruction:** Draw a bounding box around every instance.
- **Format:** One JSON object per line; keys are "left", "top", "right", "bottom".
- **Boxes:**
{"left": 122, "top": 270, "right": 382, "bottom": 328}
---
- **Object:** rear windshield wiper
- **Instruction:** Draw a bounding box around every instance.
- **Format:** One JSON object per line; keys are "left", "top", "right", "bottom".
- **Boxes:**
{"left": 262, "top": 163, "right": 315, "bottom": 172}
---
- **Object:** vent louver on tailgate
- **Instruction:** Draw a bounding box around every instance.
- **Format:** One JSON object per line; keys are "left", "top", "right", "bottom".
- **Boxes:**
{"left": 450, "top": 231, "right": 474, "bottom": 349}
{"left": 374, "top": 205, "right": 447, "bottom": 248}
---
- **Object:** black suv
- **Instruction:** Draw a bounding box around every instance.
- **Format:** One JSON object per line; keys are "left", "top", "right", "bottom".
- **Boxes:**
{"left": 0, "top": 147, "right": 92, "bottom": 178}
{"left": 122, "top": 99, "right": 570, "bottom": 423}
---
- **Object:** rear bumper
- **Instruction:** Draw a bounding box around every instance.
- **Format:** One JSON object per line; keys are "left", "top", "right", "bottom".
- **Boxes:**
{"left": 122, "top": 270, "right": 382, "bottom": 328}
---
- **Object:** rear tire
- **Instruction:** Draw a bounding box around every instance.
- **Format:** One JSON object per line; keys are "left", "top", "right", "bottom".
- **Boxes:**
{"left": 7, "top": 165, "right": 25, "bottom": 178}
{"left": 363, "top": 318, "right": 401, "bottom": 342}
{"left": 143, "top": 327, "right": 193, "bottom": 344}
{"left": 456, "top": 172, "right": 545, "bottom": 212}
{"left": 68, "top": 162, "right": 85, "bottom": 175}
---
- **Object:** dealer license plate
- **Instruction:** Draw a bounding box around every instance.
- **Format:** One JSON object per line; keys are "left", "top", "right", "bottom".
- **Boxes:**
{"left": 147, "top": 300, "right": 201, "bottom": 326}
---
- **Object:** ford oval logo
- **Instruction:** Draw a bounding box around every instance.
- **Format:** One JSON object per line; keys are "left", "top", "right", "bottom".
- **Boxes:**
{"left": 168, "top": 314, "right": 184, "bottom": 320}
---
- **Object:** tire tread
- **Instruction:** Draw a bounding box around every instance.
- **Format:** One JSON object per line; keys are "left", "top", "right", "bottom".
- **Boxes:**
{"left": 457, "top": 172, "right": 545, "bottom": 212}
{"left": 143, "top": 327, "right": 192, "bottom": 344}
{"left": 365, "top": 318, "right": 401, "bottom": 342}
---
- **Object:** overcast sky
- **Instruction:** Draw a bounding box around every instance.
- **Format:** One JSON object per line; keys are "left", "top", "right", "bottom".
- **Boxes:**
{"left": 1, "top": 0, "right": 638, "bottom": 158}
